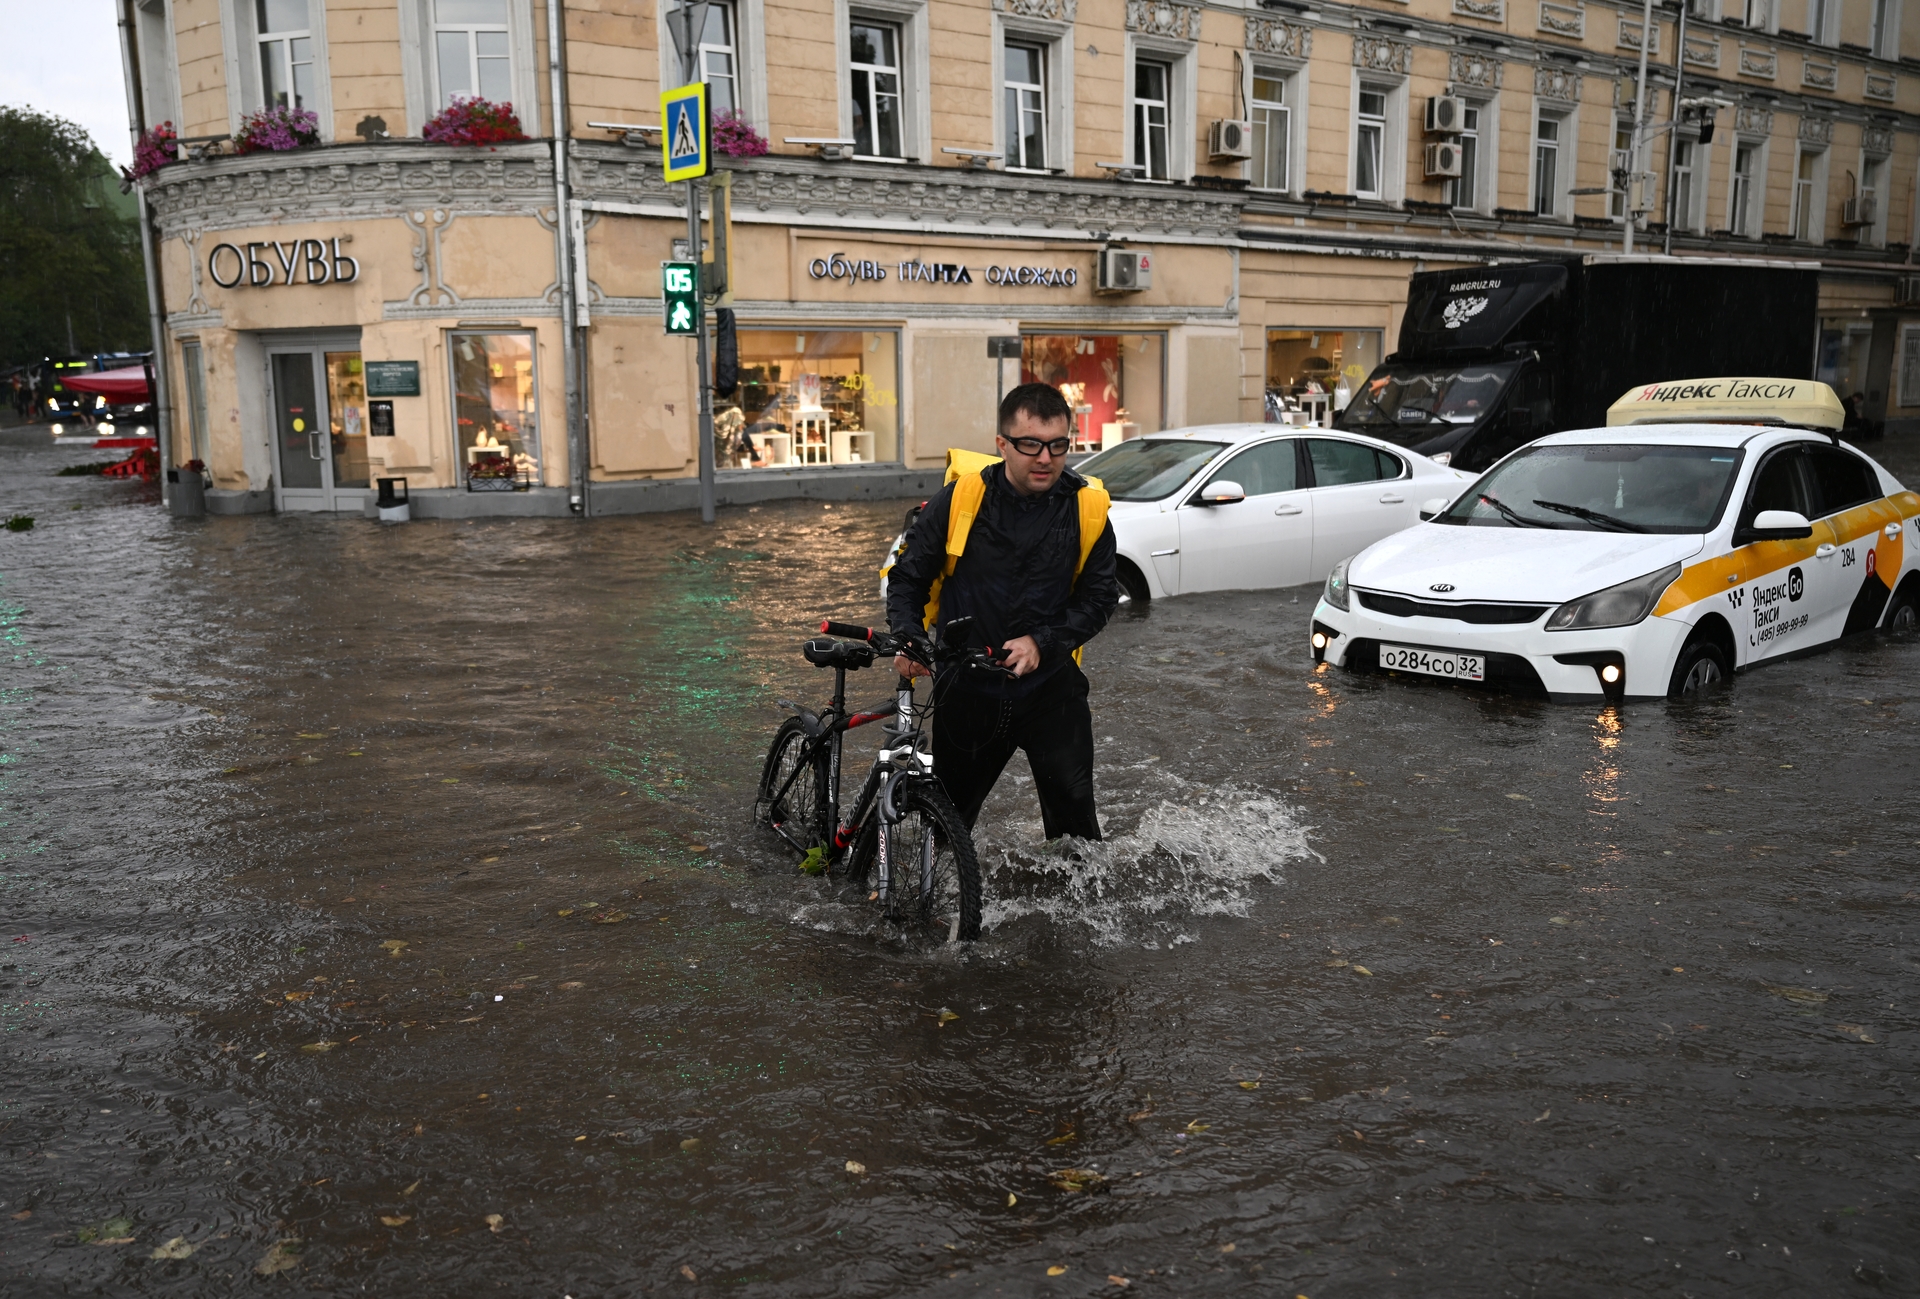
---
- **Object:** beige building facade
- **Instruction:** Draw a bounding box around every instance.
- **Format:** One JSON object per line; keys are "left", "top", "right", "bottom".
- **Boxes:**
{"left": 125, "top": 0, "right": 1920, "bottom": 515}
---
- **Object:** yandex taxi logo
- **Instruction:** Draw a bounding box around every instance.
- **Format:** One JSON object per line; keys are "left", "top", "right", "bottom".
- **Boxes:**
{"left": 1606, "top": 376, "right": 1845, "bottom": 430}
{"left": 1633, "top": 380, "right": 1806, "bottom": 403}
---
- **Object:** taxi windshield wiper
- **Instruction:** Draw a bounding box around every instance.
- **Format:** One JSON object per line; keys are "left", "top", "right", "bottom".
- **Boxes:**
{"left": 1532, "top": 499, "right": 1647, "bottom": 533}
{"left": 1478, "top": 493, "right": 1557, "bottom": 529}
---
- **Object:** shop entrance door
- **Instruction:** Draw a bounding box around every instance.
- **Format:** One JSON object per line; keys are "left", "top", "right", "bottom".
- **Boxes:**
{"left": 267, "top": 343, "right": 370, "bottom": 511}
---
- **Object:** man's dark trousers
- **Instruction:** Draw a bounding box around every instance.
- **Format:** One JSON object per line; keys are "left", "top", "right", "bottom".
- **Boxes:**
{"left": 932, "top": 663, "right": 1100, "bottom": 841}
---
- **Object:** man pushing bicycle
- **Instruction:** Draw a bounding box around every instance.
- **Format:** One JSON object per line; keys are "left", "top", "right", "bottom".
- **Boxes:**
{"left": 884, "top": 382, "right": 1120, "bottom": 842}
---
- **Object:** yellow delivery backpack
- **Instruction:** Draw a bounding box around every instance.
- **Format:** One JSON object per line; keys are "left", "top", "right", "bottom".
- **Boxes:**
{"left": 919, "top": 447, "right": 1110, "bottom": 666}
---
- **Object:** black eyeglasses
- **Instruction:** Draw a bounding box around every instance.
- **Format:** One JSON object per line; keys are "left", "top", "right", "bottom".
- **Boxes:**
{"left": 1004, "top": 436, "right": 1072, "bottom": 457}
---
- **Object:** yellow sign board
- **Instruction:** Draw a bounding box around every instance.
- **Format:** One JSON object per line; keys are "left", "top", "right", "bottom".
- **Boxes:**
{"left": 660, "top": 83, "right": 710, "bottom": 183}
{"left": 1605, "top": 377, "right": 1844, "bottom": 431}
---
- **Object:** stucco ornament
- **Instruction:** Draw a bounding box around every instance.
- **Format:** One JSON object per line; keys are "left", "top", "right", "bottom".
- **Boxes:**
{"left": 1352, "top": 35, "right": 1412, "bottom": 74}
{"left": 1534, "top": 64, "right": 1581, "bottom": 103}
{"left": 1448, "top": 51, "right": 1503, "bottom": 90}
{"left": 991, "top": 0, "right": 1076, "bottom": 22}
{"left": 1246, "top": 16, "right": 1311, "bottom": 60}
{"left": 1126, "top": 0, "right": 1200, "bottom": 39}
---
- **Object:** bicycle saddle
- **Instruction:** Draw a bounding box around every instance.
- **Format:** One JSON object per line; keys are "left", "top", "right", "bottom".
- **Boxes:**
{"left": 803, "top": 638, "right": 876, "bottom": 669}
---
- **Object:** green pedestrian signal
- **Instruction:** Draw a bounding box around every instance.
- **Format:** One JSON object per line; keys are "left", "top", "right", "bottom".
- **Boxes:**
{"left": 661, "top": 260, "right": 700, "bottom": 336}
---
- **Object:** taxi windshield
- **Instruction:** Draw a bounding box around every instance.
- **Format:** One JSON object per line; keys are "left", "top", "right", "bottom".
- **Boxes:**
{"left": 1077, "top": 438, "right": 1228, "bottom": 501}
{"left": 1338, "top": 363, "right": 1518, "bottom": 443}
{"left": 1438, "top": 444, "right": 1743, "bottom": 534}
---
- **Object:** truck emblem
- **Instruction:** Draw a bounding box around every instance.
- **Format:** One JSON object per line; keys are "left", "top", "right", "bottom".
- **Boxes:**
{"left": 1429, "top": 583, "right": 1455, "bottom": 592}
{"left": 1442, "top": 296, "right": 1489, "bottom": 329}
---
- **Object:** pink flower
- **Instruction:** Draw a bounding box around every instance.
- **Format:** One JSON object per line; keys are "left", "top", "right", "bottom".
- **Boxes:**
{"left": 424, "top": 98, "right": 528, "bottom": 148}
{"left": 235, "top": 105, "right": 321, "bottom": 154}
{"left": 713, "top": 111, "right": 768, "bottom": 157}
{"left": 131, "top": 122, "right": 178, "bottom": 179}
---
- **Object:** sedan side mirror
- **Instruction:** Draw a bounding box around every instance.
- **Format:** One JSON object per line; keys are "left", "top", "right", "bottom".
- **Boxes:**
{"left": 1195, "top": 480, "right": 1245, "bottom": 506}
{"left": 1741, "top": 508, "right": 1814, "bottom": 542}
{"left": 1418, "top": 496, "right": 1451, "bottom": 521}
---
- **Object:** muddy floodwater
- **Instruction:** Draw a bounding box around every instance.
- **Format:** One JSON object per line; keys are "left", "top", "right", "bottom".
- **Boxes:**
{"left": 3, "top": 425, "right": 1919, "bottom": 1298}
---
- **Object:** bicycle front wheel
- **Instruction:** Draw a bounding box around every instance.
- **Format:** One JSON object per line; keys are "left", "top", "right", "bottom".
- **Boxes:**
{"left": 757, "top": 717, "right": 827, "bottom": 855}
{"left": 883, "top": 780, "right": 983, "bottom": 943}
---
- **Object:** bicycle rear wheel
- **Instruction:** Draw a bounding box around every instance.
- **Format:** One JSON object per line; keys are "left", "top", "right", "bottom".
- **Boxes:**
{"left": 756, "top": 717, "right": 827, "bottom": 855}
{"left": 882, "top": 781, "right": 983, "bottom": 943}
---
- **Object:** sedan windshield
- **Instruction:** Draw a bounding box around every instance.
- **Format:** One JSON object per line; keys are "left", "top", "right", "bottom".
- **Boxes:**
{"left": 1437, "top": 444, "right": 1742, "bottom": 534}
{"left": 1339, "top": 364, "right": 1518, "bottom": 445}
{"left": 1077, "top": 438, "right": 1228, "bottom": 501}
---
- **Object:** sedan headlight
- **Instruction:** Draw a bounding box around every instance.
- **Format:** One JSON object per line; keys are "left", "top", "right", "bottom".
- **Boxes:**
{"left": 1323, "top": 556, "right": 1353, "bottom": 611}
{"left": 1545, "top": 562, "right": 1682, "bottom": 631}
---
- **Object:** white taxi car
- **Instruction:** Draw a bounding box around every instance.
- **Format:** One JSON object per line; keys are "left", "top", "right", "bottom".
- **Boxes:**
{"left": 1309, "top": 378, "right": 1920, "bottom": 701}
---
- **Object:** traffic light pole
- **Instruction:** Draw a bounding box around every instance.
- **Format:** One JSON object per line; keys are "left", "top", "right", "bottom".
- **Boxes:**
{"left": 688, "top": 178, "right": 716, "bottom": 524}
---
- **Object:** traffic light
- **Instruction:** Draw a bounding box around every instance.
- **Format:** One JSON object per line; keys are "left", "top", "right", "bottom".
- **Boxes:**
{"left": 661, "top": 260, "right": 700, "bottom": 335}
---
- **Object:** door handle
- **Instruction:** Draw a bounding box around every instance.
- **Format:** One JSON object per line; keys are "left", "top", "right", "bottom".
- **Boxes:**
{"left": 1815, "top": 543, "right": 1836, "bottom": 558}
{"left": 1150, "top": 548, "right": 1179, "bottom": 557}
{"left": 1378, "top": 493, "right": 1405, "bottom": 504}
{"left": 308, "top": 433, "right": 323, "bottom": 460}
{"left": 1274, "top": 503, "right": 1303, "bottom": 516}
{"left": 1888, "top": 522, "right": 1904, "bottom": 537}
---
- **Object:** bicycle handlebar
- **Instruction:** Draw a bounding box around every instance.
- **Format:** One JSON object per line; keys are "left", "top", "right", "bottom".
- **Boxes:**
{"left": 813, "top": 617, "right": 1008, "bottom": 673}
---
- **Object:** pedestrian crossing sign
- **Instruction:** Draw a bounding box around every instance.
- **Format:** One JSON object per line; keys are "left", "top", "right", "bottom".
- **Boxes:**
{"left": 660, "top": 83, "right": 710, "bottom": 183}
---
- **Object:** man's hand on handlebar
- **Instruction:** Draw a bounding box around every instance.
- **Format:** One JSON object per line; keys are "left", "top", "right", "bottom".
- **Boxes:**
{"left": 892, "top": 652, "right": 931, "bottom": 679}
{"left": 998, "top": 634, "right": 1041, "bottom": 678}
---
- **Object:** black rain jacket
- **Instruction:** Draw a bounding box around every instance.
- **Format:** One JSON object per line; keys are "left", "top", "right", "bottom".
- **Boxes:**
{"left": 885, "top": 462, "right": 1119, "bottom": 695}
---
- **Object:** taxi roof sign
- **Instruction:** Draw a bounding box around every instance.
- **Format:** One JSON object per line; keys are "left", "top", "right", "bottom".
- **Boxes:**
{"left": 660, "top": 83, "right": 710, "bottom": 183}
{"left": 1605, "top": 377, "right": 1844, "bottom": 431}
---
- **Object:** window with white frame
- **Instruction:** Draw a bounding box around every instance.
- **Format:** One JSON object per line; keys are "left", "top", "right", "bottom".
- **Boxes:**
{"left": 1533, "top": 114, "right": 1564, "bottom": 216}
{"left": 434, "top": 0, "right": 512, "bottom": 106}
{"left": 1133, "top": 58, "right": 1172, "bottom": 180}
{"left": 1807, "top": 0, "right": 1835, "bottom": 42}
{"left": 1005, "top": 41, "right": 1047, "bottom": 170}
{"left": 1791, "top": 147, "right": 1823, "bottom": 239}
{"left": 1686, "top": 0, "right": 1717, "bottom": 17}
{"left": 1611, "top": 117, "right": 1633, "bottom": 219}
{"left": 1452, "top": 103, "right": 1483, "bottom": 209}
{"left": 1355, "top": 87, "right": 1387, "bottom": 199}
{"left": 699, "top": 3, "right": 739, "bottom": 117}
{"left": 257, "top": 0, "right": 314, "bottom": 110}
{"left": 1250, "top": 70, "right": 1290, "bottom": 191}
{"left": 1872, "top": 0, "right": 1899, "bottom": 57}
{"left": 1899, "top": 324, "right": 1920, "bottom": 407}
{"left": 1729, "top": 142, "right": 1759, "bottom": 235}
{"left": 850, "top": 18, "right": 904, "bottom": 157}
{"left": 1671, "top": 135, "right": 1699, "bottom": 230}
{"left": 1860, "top": 152, "right": 1887, "bottom": 243}
{"left": 1744, "top": 0, "right": 1774, "bottom": 29}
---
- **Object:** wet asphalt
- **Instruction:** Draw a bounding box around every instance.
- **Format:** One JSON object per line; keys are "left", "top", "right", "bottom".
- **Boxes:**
{"left": 1, "top": 420, "right": 1917, "bottom": 1297}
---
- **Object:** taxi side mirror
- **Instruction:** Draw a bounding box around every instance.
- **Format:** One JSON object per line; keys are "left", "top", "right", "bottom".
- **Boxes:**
{"left": 1195, "top": 480, "right": 1245, "bottom": 506}
{"left": 1418, "top": 496, "right": 1451, "bottom": 521}
{"left": 1740, "top": 509, "right": 1814, "bottom": 542}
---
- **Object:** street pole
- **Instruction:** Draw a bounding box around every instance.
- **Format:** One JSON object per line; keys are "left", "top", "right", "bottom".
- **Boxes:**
{"left": 1626, "top": 0, "right": 1656, "bottom": 255}
{"left": 546, "top": 0, "right": 587, "bottom": 516}
{"left": 669, "top": 0, "right": 718, "bottom": 524}
{"left": 1663, "top": 1, "right": 1691, "bottom": 256}
{"left": 117, "top": 0, "right": 174, "bottom": 511}
{"left": 688, "top": 177, "right": 715, "bottom": 523}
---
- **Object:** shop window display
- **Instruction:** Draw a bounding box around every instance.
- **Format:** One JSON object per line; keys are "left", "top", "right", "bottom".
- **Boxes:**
{"left": 325, "top": 351, "right": 369, "bottom": 488}
{"left": 716, "top": 330, "right": 898, "bottom": 468}
{"left": 450, "top": 332, "right": 540, "bottom": 485}
{"left": 1264, "top": 329, "right": 1381, "bottom": 426}
{"left": 1020, "top": 333, "right": 1164, "bottom": 450}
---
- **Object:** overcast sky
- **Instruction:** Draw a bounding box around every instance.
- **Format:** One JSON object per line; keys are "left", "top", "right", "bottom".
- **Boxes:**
{"left": 2, "top": 4, "right": 135, "bottom": 168}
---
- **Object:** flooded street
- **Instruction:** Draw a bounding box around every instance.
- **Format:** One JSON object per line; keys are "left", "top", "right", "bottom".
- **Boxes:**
{"left": 4, "top": 424, "right": 1919, "bottom": 1297}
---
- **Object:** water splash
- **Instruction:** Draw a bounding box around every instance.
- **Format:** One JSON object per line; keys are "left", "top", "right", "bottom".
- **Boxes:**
{"left": 976, "top": 780, "right": 1316, "bottom": 947}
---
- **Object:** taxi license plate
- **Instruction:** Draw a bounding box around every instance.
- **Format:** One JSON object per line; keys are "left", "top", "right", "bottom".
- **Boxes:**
{"left": 1379, "top": 644, "right": 1485, "bottom": 681}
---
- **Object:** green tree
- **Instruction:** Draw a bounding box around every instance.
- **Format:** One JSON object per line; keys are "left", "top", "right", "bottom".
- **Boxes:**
{"left": 0, "top": 106, "right": 149, "bottom": 365}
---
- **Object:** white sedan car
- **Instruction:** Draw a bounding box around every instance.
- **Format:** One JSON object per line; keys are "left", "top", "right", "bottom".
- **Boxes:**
{"left": 1076, "top": 426, "right": 1469, "bottom": 601}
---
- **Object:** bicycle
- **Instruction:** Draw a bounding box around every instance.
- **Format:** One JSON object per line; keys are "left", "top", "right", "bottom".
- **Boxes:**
{"left": 755, "top": 617, "right": 1000, "bottom": 943}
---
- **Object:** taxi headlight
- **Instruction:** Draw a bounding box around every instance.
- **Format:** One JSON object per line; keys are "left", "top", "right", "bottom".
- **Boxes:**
{"left": 1545, "top": 562, "right": 1683, "bottom": 632}
{"left": 1323, "top": 556, "right": 1353, "bottom": 611}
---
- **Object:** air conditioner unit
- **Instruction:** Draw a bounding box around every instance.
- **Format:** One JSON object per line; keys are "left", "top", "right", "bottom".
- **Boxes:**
{"left": 1898, "top": 276, "right": 1920, "bottom": 307}
{"left": 1425, "top": 95, "right": 1466, "bottom": 135}
{"left": 1208, "top": 118, "right": 1253, "bottom": 160}
{"left": 1424, "top": 140, "right": 1463, "bottom": 179}
{"left": 1097, "top": 247, "right": 1152, "bottom": 292}
{"left": 1842, "top": 194, "right": 1879, "bottom": 226}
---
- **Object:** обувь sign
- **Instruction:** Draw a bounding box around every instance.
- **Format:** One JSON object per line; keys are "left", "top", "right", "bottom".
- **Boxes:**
{"left": 208, "top": 237, "right": 360, "bottom": 288}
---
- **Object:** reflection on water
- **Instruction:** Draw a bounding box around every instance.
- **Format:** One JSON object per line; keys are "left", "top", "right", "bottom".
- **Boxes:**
{"left": 3, "top": 423, "right": 1919, "bottom": 1294}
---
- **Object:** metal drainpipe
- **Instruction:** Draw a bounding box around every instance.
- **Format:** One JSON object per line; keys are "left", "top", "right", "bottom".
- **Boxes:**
{"left": 546, "top": 0, "right": 587, "bottom": 516}
{"left": 117, "top": 0, "right": 174, "bottom": 511}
